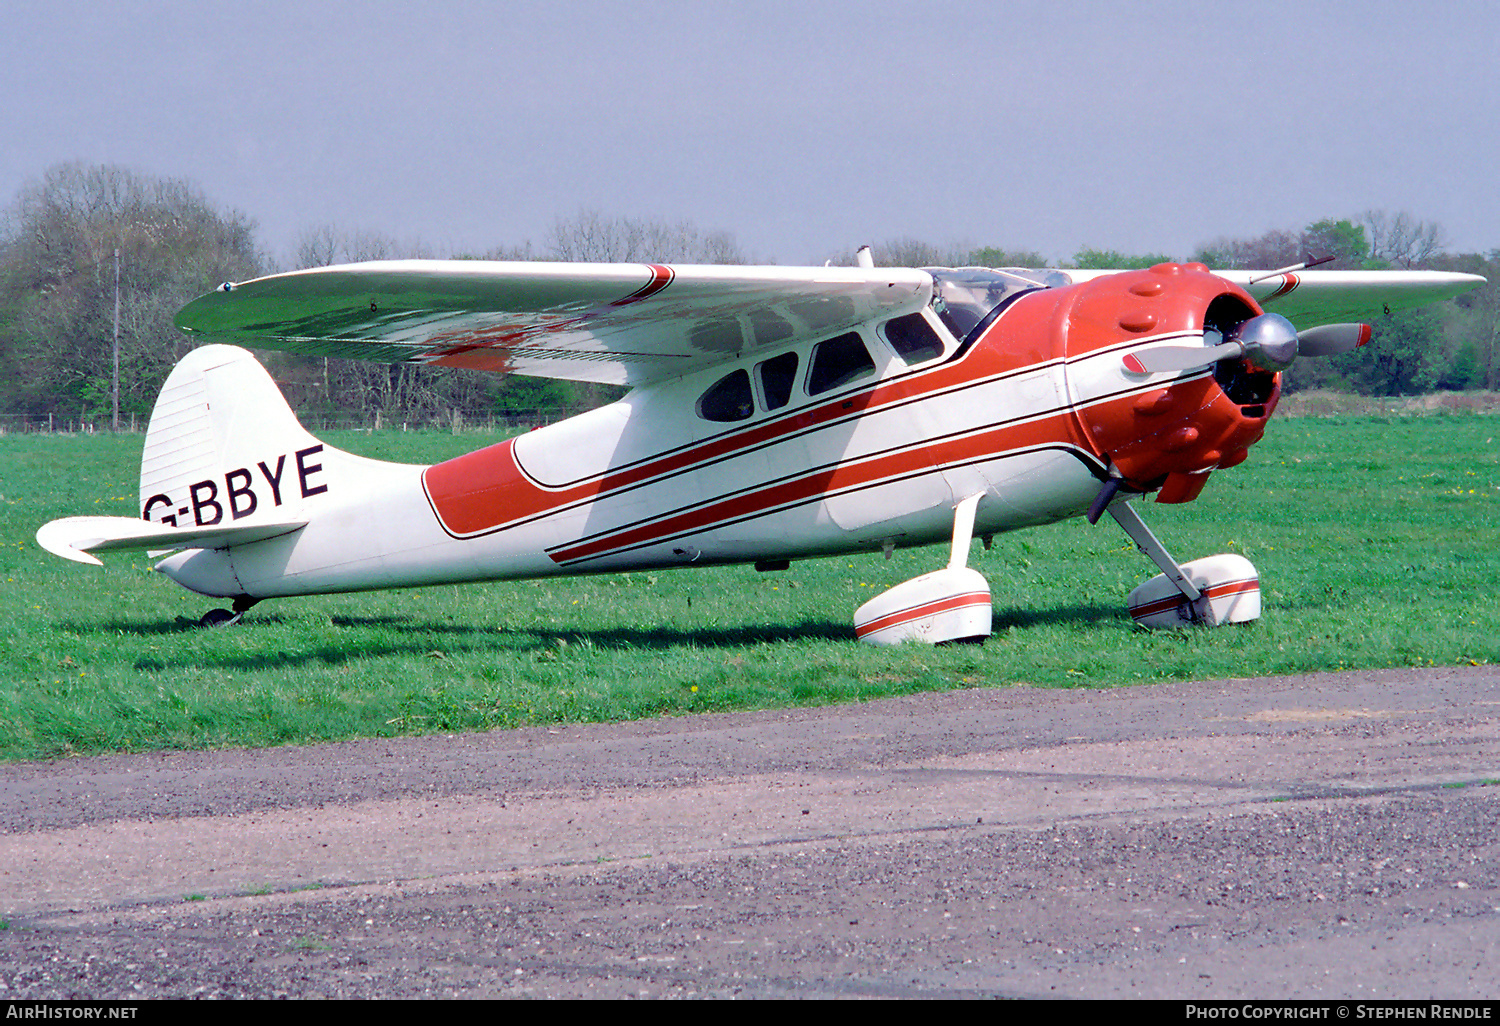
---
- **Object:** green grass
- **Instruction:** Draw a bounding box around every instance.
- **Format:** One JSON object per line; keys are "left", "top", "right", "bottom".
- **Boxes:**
{"left": 3, "top": 415, "right": 1498, "bottom": 760}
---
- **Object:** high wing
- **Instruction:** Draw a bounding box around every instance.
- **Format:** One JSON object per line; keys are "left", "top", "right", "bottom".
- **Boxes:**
{"left": 1224, "top": 269, "right": 1485, "bottom": 326}
{"left": 1068, "top": 267, "right": 1485, "bottom": 328}
{"left": 177, "top": 261, "right": 1483, "bottom": 387}
{"left": 176, "top": 261, "right": 933, "bottom": 387}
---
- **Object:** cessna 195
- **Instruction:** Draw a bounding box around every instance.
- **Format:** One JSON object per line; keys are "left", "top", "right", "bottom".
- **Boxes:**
{"left": 37, "top": 252, "right": 1484, "bottom": 642}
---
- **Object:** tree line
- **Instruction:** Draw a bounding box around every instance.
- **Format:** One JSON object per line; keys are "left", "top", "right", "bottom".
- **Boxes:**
{"left": 2, "top": 161, "right": 1496, "bottom": 430}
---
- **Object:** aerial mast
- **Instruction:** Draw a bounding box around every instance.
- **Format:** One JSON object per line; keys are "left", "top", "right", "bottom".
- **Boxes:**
{"left": 112, "top": 247, "right": 120, "bottom": 432}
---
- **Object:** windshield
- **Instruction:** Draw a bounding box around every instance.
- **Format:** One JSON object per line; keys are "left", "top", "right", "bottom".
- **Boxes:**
{"left": 925, "top": 267, "right": 1072, "bottom": 342}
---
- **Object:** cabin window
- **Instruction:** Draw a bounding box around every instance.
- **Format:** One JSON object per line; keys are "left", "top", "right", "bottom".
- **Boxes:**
{"left": 756, "top": 351, "right": 799, "bottom": 411}
{"left": 805, "top": 332, "right": 875, "bottom": 396}
{"left": 882, "top": 312, "right": 945, "bottom": 365}
{"left": 697, "top": 369, "right": 755, "bottom": 422}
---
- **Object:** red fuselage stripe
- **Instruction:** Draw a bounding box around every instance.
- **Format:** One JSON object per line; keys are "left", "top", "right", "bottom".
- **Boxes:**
{"left": 421, "top": 266, "right": 1257, "bottom": 550}
{"left": 420, "top": 285, "right": 1103, "bottom": 540}
{"left": 422, "top": 345, "right": 1074, "bottom": 539}
{"left": 545, "top": 410, "right": 1083, "bottom": 564}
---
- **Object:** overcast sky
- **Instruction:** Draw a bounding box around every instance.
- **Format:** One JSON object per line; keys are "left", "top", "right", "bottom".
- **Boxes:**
{"left": 3, "top": 0, "right": 1496, "bottom": 268}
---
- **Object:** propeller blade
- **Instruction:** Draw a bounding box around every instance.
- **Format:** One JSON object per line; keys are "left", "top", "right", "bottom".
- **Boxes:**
{"left": 1121, "top": 314, "right": 1369, "bottom": 375}
{"left": 1123, "top": 341, "right": 1243, "bottom": 374}
{"left": 1297, "top": 322, "right": 1372, "bottom": 357}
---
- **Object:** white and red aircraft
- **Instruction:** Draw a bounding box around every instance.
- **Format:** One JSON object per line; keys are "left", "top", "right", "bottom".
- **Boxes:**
{"left": 37, "top": 254, "right": 1484, "bottom": 641}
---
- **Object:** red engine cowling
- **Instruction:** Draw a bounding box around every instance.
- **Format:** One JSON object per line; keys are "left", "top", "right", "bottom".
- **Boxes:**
{"left": 1059, "top": 263, "right": 1281, "bottom": 503}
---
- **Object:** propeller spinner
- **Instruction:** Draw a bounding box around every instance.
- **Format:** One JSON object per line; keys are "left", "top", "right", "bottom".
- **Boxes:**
{"left": 1123, "top": 313, "right": 1371, "bottom": 375}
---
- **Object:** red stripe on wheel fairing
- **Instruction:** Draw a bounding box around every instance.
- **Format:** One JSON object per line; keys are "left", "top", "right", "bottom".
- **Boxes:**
{"left": 855, "top": 592, "right": 992, "bottom": 638}
{"left": 1128, "top": 577, "right": 1259, "bottom": 620}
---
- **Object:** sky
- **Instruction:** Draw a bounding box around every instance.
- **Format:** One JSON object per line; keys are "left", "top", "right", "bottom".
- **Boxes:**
{"left": 3, "top": 0, "right": 1497, "bottom": 268}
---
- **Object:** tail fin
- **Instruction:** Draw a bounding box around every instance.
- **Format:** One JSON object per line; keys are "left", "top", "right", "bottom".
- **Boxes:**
{"left": 37, "top": 345, "right": 315, "bottom": 570}
{"left": 140, "top": 345, "right": 323, "bottom": 528}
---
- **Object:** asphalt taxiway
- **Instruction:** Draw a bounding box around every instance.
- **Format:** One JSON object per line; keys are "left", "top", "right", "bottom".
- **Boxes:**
{"left": 1, "top": 666, "right": 1496, "bottom": 998}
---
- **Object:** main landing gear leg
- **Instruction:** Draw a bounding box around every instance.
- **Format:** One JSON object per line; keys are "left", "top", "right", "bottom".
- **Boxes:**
{"left": 199, "top": 595, "right": 259, "bottom": 629}
{"left": 853, "top": 494, "right": 994, "bottom": 645}
{"left": 1106, "top": 502, "right": 1261, "bottom": 628}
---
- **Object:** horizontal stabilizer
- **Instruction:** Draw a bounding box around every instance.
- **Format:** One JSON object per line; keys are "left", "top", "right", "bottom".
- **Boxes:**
{"left": 36, "top": 516, "right": 306, "bottom": 566}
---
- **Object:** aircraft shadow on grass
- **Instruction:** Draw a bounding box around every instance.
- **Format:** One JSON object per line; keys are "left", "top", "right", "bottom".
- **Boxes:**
{"left": 62, "top": 601, "right": 1125, "bottom": 675}
{"left": 992, "top": 603, "right": 1121, "bottom": 631}
{"left": 63, "top": 612, "right": 853, "bottom": 644}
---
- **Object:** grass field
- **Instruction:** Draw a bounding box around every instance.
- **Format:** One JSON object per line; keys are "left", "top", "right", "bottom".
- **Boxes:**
{"left": 3, "top": 414, "right": 1498, "bottom": 760}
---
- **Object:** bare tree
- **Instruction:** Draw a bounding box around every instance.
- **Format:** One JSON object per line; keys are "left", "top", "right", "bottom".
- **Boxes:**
{"left": 968, "top": 246, "right": 1050, "bottom": 269}
{"left": 548, "top": 209, "right": 746, "bottom": 264}
{"left": 0, "top": 162, "right": 263, "bottom": 420}
{"left": 1192, "top": 229, "right": 1303, "bottom": 270}
{"left": 872, "top": 237, "right": 971, "bottom": 268}
{"left": 292, "top": 224, "right": 431, "bottom": 269}
{"left": 458, "top": 242, "right": 538, "bottom": 261}
{"left": 822, "top": 238, "right": 1037, "bottom": 269}
{"left": 288, "top": 224, "right": 559, "bottom": 422}
{"left": 1429, "top": 251, "right": 1500, "bottom": 389}
{"left": 1361, "top": 210, "right": 1447, "bottom": 268}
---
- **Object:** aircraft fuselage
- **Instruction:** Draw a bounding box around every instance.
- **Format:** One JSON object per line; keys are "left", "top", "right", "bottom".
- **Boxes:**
{"left": 157, "top": 265, "right": 1277, "bottom": 601}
